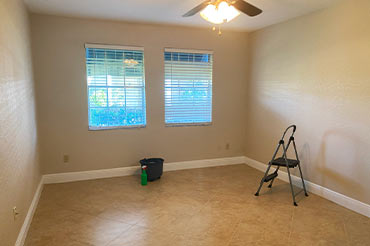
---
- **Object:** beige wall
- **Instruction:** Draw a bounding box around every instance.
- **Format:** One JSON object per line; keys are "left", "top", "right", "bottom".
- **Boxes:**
{"left": 0, "top": 0, "right": 41, "bottom": 245}
{"left": 29, "top": 0, "right": 370, "bottom": 206}
{"left": 30, "top": 14, "right": 249, "bottom": 174}
{"left": 246, "top": 0, "right": 370, "bottom": 204}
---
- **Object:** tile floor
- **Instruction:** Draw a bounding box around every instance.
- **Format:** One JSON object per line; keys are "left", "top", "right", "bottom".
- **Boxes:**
{"left": 25, "top": 164, "right": 370, "bottom": 246}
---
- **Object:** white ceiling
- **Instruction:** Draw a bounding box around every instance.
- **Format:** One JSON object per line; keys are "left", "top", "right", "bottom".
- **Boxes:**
{"left": 25, "top": 0, "right": 340, "bottom": 31}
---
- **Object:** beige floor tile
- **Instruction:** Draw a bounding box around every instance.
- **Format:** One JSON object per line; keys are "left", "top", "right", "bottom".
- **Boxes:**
{"left": 26, "top": 207, "right": 132, "bottom": 246}
{"left": 25, "top": 164, "right": 370, "bottom": 246}
{"left": 343, "top": 212, "right": 370, "bottom": 246}
{"left": 107, "top": 225, "right": 177, "bottom": 246}
{"left": 68, "top": 214, "right": 132, "bottom": 245}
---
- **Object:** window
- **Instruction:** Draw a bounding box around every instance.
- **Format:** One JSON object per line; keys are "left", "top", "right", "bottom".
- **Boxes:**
{"left": 164, "top": 48, "right": 213, "bottom": 126}
{"left": 85, "top": 44, "right": 146, "bottom": 130}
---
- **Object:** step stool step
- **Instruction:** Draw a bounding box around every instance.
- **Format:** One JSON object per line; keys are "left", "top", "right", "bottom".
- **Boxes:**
{"left": 271, "top": 157, "right": 299, "bottom": 168}
{"left": 264, "top": 172, "right": 278, "bottom": 182}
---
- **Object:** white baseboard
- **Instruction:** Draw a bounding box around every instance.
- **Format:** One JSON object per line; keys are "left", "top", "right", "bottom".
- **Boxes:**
{"left": 244, "top": 157, "right": 370, "bottom": 218}
{"left": 15, "top": 177, "right": 44, "bottom": 246}
{"left": 43, "top": 166, "right": 139, "bottom": 184}
{"left": 43, "top": 156, "right": 246, "bottom": 184}
{"left": 42, "top": 156, "right": 370, "bottom": 218}
{"left": 163, "top": 156, "right": 246, "bottom": 171}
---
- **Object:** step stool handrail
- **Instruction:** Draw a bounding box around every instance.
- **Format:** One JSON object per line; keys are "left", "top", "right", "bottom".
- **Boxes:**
{"left": 280, "top": 125, "right": 296, "bottom": 141}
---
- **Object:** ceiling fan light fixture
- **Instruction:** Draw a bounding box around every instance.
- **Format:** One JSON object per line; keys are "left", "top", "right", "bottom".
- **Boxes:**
{"left": 200, "top": 4, "right": 223, "bottom": 24}
{"left": 223, "top": 5, "right": 241, "bottom": 22}
{"left": 200, "top": 1, "right": 240, "bottom": 25}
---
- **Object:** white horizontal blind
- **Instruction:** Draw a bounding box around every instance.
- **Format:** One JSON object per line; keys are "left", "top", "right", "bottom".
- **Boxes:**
{"left": 164, "top": 49, "right": 213, "bottom": 125}
{"left": 85, "top": 45, "right": 146, "bottom": 129}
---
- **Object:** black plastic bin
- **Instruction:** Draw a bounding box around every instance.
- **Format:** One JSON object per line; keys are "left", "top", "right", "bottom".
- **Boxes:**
{"left": 140, "top": 158, "right": 164, "bottom": 181}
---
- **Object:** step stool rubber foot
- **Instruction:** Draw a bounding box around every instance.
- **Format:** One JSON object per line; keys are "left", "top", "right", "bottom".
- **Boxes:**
{"left": 254, "top": 192, "right": 259, "bottom": 196}
{"left": 294, "top": 202, "right": 298, "bottom": 206}
{"left": 305, "top": 193, "right": 309, "bottom": 197}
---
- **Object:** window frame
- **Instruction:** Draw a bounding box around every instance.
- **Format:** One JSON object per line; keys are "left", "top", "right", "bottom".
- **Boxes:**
{"left": 164, "top": 48, "right": 214, "bottom": 127}
{"left": 84, "top": 43, "right": 147, "bottom": 131}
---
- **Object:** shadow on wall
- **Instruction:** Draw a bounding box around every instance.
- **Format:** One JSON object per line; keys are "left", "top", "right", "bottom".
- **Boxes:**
{"left": 246, "top": 100, "right": 367, "bottom": 202}
{"left": 298, "top": 143, "right": 310, "bottom": 179}
{"left": 314, "top": 129, "right": 365, "bottom": 197}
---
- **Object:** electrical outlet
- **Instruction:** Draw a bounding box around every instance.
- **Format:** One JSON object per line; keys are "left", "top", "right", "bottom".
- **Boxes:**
{"left": 225, "top": 143, "right": 230, "bottom": 150}
{"left": 63, "top": 154, "right": 69, "bottom": 163}
{"left": 13, "top": 207, "right": 19, "bottom": 220}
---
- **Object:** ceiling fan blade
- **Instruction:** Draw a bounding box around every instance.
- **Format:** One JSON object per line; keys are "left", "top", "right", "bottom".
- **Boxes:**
{"left": 183, "top": 1, "right": 210, "bottom": 17}
{"left": 233, "top": 0, "right": 262, "bottom": 17}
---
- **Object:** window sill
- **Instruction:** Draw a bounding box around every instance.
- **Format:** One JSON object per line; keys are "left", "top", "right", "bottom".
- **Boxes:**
{"left": 88, "top": 125, "right": 146, "bottom": 131}
{"left": 165, "top": 122, "right": 212, "bottom": 127}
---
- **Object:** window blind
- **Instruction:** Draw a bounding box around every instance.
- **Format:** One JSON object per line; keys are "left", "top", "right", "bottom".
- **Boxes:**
{"left": 85, "top": 44, "right": 146, "bottom": 129}
{"left": 164, "top": 49, "right": 213, "bottom": 125}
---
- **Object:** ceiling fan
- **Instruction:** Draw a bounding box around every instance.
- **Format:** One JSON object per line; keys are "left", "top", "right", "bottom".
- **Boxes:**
{"left": 183, "top": 0, "right": 262, "bottom": 27}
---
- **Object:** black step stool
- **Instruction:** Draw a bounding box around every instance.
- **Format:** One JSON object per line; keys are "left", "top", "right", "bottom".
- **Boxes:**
{"left": 254, "top": 125, "right": 308, "bottom": 206}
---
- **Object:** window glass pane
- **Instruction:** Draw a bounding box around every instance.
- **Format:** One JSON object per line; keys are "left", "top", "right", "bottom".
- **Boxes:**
{"left": 164, "top": 50, "right": 212, "bottom": 125}
{"left": 108, "top": 88, "right": 125, "bottom": 107}
{"left": 86, "top": 46, "right": 146, "bottom": 129}
{"left": 89, "top": 88, "right": 107, "bottom": 107}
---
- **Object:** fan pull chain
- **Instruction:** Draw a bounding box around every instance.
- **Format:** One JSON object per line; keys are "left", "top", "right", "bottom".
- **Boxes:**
{"left": 212, "top": 26, "right": 222, "bottom": 36}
